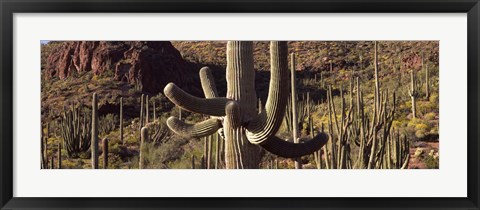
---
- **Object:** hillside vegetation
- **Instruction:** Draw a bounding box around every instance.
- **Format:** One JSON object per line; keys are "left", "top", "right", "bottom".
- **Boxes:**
{"left": 41, "top": 41, "right": 439, "bottom": 169}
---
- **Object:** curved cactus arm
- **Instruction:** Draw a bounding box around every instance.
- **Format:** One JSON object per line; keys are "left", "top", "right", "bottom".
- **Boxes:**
{"left": 225, "top": 101, "right": 241, "bottom": 128}
{"left": 199, "top": 67, "right": 219, "bottom": 98}
{"left": 164, "top": 83, "right": 230, "bottom": 116}
{"left": 260, "top": 133, "right": 329, "bottom": 158}
{"left": 246, "top": 41, "right": 289, "bottom": 144}
{"left": 166, "top": 116, "right": 221, "bottom": 138}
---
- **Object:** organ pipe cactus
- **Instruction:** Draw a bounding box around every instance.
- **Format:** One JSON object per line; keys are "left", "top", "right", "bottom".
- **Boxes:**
{"left": 60, "top": 104, "right": 91, "bottom": 158}
{"left": 163, "top": 41, "right": 328, "bottom": 169}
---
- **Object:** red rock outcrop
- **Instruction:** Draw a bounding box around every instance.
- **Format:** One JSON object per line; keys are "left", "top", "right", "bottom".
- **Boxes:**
{"left": 44, "top": 41, "right": 199, "bottom": 95}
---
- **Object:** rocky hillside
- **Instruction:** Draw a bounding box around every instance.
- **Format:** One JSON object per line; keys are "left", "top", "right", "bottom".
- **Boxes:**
{"left": 43, "top": 41, "right": 200, "bottom": 95}
{"left": 172, "top": 41, "right": 439, "bottom": 72}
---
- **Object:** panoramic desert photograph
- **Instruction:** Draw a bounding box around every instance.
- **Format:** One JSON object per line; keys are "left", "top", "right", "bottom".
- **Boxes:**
{"left": 40, "top": 41, "right": 439, "bottom": 169}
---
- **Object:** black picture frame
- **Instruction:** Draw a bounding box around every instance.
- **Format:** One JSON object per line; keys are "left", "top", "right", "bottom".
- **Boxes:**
{"left": 1, "top": 0, "right": 479, "bottom": 209}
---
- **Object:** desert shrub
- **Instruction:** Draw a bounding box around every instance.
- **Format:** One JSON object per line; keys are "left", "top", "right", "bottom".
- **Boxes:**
{"left": 138, "top": 136, "right": 189, "bottom": 169}
{"left": 424, "top": 155, "right": 439, "bottom": 169}
{"left": 424, "top": 112, "right": 436, "bottom": 121}
{"left": 99, "top": 113, "right": 119, "bottom": 136}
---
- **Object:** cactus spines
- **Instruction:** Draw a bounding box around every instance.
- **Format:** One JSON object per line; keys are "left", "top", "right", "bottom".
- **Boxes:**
{"left": 91, "top": 92, "right": 99, "bottom": 169}
{"left": 102, "top": 138, "right": 109, "bottom": 169}
{"left": 164, "top": 41, "right": 328, "bottom": 169}
{"left": 139, "top": 127, "right": 148, "bottom": 169}
{"left": 120, "top": 97, "right": 124, "bottom": 145}
{"left": 57, "top": 143, "right": 62, "bottom": 169}
{"left": 290, "top": 52, "right": 301, "bottom": 169}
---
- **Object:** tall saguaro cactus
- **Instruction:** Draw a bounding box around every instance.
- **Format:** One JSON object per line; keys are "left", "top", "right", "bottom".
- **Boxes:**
{"left": 290, "top": 53, "right": 301, "bottom": 169}
{"left": 408, "top": 71, "right": 419, "bottom": 119}
{"left": 120, "top": 97, "right": 124, "bottom": 145}
{"left": 424, "top": 59, "right": 430, "bottom": 99}
{"left": 140, "top": 94, "right": 145, "bottom": 128}
{"left": 91, "top": 93, "right": 99, "bottom": 169}
{"left": 163, "top": 41, "right": 328, "bottom": 169}
{"left": 146, "top": 95, "right": 149, "bottom": 124}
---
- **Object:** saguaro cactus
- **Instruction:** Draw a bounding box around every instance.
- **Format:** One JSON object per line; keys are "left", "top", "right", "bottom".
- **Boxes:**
{"left": 140, "top": 127, "right": 148, "bottom": 169}
{"left": 120, "top": 97, "right": 124, "bottom": 145}
{"left": 140, "top": 94, "right": 145, "bottom": 128}
{"left": 408, "top": 71, "right": 420, "bottom": 119}
{"left": 290, "top": 53, "right": 301, "bottom": 169}
{"left": 424, "top": 59, "right": 430, "bottom": 99}
{"left": 57, "top": 143, "right": 62, "bottom": 169}
{"left": 163, "top": 41, "right": 328, "bottom": 169}
{"left": 41, "top": 124, "right": 46, "bottom": 169}
{"left": 102, "top": 138, "right": 109, "bottom": 169}
{"left": 153, "top": 99, "right": 156, "bottom": 122}
{"left": 146, "top": 95, "right": 149, "bottom": 123}
{"left": 91, "top": 93, "right": 99, "bottom": 169}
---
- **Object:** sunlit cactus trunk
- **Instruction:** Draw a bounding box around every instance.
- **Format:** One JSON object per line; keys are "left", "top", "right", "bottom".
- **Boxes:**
{"left": 290, "top": 52, "right": 301, "bottom": 169}
{"left": 164, "top": 41, "right": 328, "bottom": 169}
{"left": 224, "top": 42, "right": 261, "bottom": 168}
{"left": 140, "top": 127, "right": 148, "bottom": 169}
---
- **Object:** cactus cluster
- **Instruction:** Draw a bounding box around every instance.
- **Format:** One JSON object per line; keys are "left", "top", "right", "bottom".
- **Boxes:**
{"left": 59, "top": 103, "right": 91, "bottom": 158}
{"left": 163, "top": 41, "right": 328, "bottom": 169}
{"left": 317, "top": 41, "right": 410, "bottom": 169}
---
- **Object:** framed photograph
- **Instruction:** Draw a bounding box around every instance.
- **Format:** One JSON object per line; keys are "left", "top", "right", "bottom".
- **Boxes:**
{"left": 1, "top": 0, "right": 479, "bottom": 209}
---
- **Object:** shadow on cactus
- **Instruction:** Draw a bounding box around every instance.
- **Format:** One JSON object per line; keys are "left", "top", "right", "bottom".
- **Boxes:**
{"left": 163, "top": 41, "right": 328, "bottom": 169}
